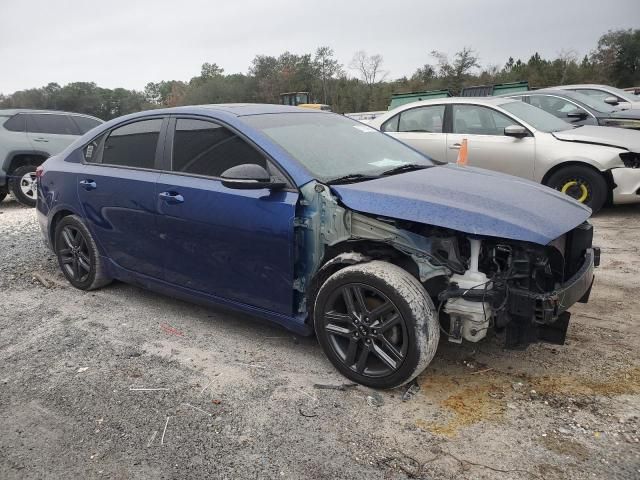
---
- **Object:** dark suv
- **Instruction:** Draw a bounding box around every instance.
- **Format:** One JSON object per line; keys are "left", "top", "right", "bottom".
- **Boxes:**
{"left": 0, "top": 109, "right": 102, "bottom": 206}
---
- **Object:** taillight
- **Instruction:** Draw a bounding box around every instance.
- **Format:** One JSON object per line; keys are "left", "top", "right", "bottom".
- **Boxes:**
{"left": 36, "top": 165, "right": 44, "bottom": 178}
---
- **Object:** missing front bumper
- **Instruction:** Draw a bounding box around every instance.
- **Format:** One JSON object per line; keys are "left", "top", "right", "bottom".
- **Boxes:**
{"left": 505, "top": 248, "right": 598, "bottom": 348}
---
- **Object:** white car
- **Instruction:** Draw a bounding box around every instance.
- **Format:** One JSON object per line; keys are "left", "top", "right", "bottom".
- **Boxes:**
{"left": 554, "top": 84, "right": 640, "bottom": 110}
{"left": 368, "top": 97, "right": 640, "bottom": 212}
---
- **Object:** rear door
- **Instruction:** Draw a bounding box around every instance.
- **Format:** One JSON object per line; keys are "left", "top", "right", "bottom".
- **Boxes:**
{"left": 25, "top": 113, "right": 80, "bottom": 155}
{"left": 445, "top": 104, "right": 535, "bottom": 179}
{"left": 156, "top": 117, "right": 298, "bottom": 315}
{"left": 381, "top": 105, "right": 447, "bottom": 161}
{"left": 77, "top": 117, "right": 166, "bottom": 278}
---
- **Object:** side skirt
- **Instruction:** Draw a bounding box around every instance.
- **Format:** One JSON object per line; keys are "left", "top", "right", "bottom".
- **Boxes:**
{"left": 103, "top": 257, "right": 313, "bottom": 336}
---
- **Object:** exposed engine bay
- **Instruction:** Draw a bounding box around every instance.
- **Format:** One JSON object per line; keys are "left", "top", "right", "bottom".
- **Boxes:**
{"left": 296, "top": 181, "right": 599, "bottom": 348}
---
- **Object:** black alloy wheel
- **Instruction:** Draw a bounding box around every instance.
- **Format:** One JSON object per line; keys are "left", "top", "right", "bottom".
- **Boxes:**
{"left": 322, "top": 283, "right": 408, "bottom": 378}
{"left": 314, "top": 261, "right": 439, "bottom": 389}
{"left": 57, "top": 224, "right": 92, "bottom": 283}
{"left": 54, "top": 215, "right": 111, "bottom": 290}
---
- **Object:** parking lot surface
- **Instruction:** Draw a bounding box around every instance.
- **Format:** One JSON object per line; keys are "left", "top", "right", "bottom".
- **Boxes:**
{"left": 1, "top": 197, "right": 638, "bottom": 479}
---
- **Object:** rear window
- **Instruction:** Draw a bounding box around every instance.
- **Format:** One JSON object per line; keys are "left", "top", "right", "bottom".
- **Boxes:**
{"left": 3, "top": 114, "right": 25, "bottom": 132}
{"left": 26, "top": 114, "right": 77, "bottom": 135}
{"left": 72, "top": 116, "right": 102, "bottom": 134}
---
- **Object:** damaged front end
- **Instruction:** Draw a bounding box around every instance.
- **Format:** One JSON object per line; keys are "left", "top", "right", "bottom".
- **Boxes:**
{"left": 295, "top": 181, "right": 599, "bottom": 349}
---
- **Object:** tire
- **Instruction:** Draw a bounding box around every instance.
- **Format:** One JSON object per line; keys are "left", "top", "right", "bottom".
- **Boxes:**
{"left": 54, "top": 215, "right": 112, "bottom": 290}
{"left": 8, "top": 165, "right": 38, "bottom": 207}
{"left": 314, "top": 261, "right": 439, "bottom": 389}
{"left": 545, "top": 165, "right": 608, "bottom": 213}
{"left": 0, "top": 186, "right": 7, "bottom": 204}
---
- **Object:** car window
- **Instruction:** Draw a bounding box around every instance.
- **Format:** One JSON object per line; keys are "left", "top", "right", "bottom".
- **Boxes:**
{"left": 452, "top": 105, "right": 514, "bottom": 135}
{"left": 172, "top": 119, "right": 266, "bottom": 177}
{"left": 3, "top": 114, "right": 25, "bottom": 132}
{"left": 381, "top": 115, "right": 399, "bottom": 132}
{"left": 397, "top": 105, "right": 445, "bottom": 133}
{"left": 528, "top": 95, "right": 587, "bottom": 118}
{"left": 575, "top": 89, "right": 611, "bottom": 102}
{"left": 101, "top": 119, "right": 162, "bottom": 169}
{"left": 26, "top": 114, "right": 77, "bottom": 135}
{"left": 71, "top": 116, "right": 102, "bottom": 134}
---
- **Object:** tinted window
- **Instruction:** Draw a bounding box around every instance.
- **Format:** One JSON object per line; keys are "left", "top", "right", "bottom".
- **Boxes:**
{"left": 452, "top": 105, "right": 514, "bottom": 135}
{"left": 528, "top": 95, "right": 587, "bottom": 118}
{"left": 26, "top": 114, "right": 77, "bottom": 135}
{"left": 172, "top": 119, "right": 266, "bottom": 177}
{"left": 102, "top": 119, "right": 162, "bottom": 169}
{"left": 398, "top": 105, "right": 445, "bottom": 133}
{"left": 72, "top": 116, "right": 102, "bottom": 134}
{"left": 3, "top": 114, "right": 25, "bottom": 132}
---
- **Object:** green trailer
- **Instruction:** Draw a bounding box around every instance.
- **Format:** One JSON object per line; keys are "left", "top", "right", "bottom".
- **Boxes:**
{"left": 388, "top": 89, "right": 452, "bottom": 110}
{"left": 460, "top": 81, "right": 529, "bottom": 97}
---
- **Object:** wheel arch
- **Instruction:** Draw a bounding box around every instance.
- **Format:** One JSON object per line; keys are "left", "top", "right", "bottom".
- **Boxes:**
{"left": 305, "top": 240, "right": 426, "bottom": 325}
{"left": 540, "top": 160, "right": 614, "bottom": 204}
{"left": 6, "top": 151, "right": 49, "bottom": 174}
{"left": 49, "top": 208, "right": 79, "bottom": 249}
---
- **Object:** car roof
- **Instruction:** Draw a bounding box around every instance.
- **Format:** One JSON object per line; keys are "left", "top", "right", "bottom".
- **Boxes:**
{"left": 0, "top": 108, "right": 102, "bottom": 120}
{"left": 384, "top": 96, "right": 516, "bottom": 113}
{"left": 553, "top": 84, "right": 611, "bottom": 90}
{"left": 153, "top": 103, "right": 325, "bottom": 117}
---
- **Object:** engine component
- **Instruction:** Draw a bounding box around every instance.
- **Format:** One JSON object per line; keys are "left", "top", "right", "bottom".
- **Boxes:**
{"left": 444, "top": 238, "right": 492, "bottom": 343}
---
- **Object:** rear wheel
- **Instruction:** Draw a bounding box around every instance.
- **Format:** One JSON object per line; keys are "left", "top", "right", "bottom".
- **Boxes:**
{"left": 314, "top": 261, "right": 439, "bottom": 389}
{"left": 546, "top": 165, "right": 607, "bottom": 213}
{"left": 54, "top": 215, "right": 112, "bottom": 290}
{"left": 8, "top": 165, "right": 38, "bottom": 207}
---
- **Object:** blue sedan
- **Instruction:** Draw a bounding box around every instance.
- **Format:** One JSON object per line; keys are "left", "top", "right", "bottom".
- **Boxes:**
{"left": 37, "top": 104, "right": 598, "bottom": 388}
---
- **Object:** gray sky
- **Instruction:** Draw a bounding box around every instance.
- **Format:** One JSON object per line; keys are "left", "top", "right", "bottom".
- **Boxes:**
{"left": 1, "top": 0, "right": 638, "bottom": 95}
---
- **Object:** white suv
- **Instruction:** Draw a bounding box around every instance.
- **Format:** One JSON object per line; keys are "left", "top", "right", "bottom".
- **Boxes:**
{"left": 0, "top": 109, "right": 102, "bottom": 206}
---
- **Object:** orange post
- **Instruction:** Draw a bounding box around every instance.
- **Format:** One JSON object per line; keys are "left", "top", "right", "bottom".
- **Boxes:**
{"left": 457, "top": 138, "right": 468, "bottom": 166}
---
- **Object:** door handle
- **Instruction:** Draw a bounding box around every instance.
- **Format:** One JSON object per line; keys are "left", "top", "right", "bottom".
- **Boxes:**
{"left": 33, "top": 137, "right": 49, "bottom": 143}
{"left": 158, "top": 191, "right": 184, "bottom": 204}
{"left": 449, "top": 143, "right": 461, "bottom": 150}
{"left": 79, "top": 179, "right": 97, "bottom": 191}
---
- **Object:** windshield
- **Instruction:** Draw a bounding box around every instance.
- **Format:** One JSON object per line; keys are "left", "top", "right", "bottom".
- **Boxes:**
{"left": 605, "top": 86, "right": 640, "bottom": 103}
{"left": 500, "top": 101, "right": 571, "bottom": 133}
{"left": 562, "top": 91, "right": 616, "bottom": 113}
{"left": 244, "top": 113, "right": 434, "bottom": 182}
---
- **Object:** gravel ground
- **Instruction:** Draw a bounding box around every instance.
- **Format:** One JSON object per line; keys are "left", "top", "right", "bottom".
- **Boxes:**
{"left": 1, "top": 196, "right": 639, "bottom": 479}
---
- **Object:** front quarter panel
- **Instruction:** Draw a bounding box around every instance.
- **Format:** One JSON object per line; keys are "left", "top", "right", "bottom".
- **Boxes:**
{"left": 533, "top": 132, "right": 626, "bottom": 181}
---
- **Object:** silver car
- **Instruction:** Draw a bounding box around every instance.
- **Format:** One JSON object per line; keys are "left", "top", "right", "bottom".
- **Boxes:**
{"left": 553, "top": 84, "right": 640, "bottom": 110}
{"left": 368, "top": 97, "right": 640, "bottom": 212}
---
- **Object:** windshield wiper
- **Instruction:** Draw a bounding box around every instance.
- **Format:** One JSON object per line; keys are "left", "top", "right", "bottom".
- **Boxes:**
{"left": 327, "top": 173, "right": 380, "bottom": 185}
{"left": 380, "top": 164, "right": 429, "bottom": 176}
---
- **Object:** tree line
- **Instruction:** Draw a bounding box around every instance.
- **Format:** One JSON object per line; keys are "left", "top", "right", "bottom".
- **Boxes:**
{"left": 1, "top": 29, "right": 637, "bottom": 120}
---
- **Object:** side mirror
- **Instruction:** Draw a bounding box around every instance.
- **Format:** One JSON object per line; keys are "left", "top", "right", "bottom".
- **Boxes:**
{"left": 603, "top": 96, "right": 619, "bottom": 106}
{"left": 504, "top": 125, "right": 528, "bottom": 138}
{"left": 567, "top": 111, "right": 588, "bottom": 119}
{"left": 221, "top": 164, "right": 286, "bottom": 190}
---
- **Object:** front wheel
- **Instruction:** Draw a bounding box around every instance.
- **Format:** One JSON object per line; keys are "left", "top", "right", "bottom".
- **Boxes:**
{"left": 8, "top": 165, "right": 38, "bottom": 207}
{"left": 546, "top": 165, "right": 608, "bottom": 213}
{"left": 314, "top": 261, "right": 439, "bottom": 389}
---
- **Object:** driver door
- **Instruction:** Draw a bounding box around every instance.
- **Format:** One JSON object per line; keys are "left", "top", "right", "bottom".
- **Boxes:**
{"left": 156, "top": 117, "right": 298, "bottom": 315}
{"left": 445, "top": 104, "right": 535, "bottom": 180}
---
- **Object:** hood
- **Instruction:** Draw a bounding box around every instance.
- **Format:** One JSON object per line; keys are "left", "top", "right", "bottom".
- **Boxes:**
{"left": 552, "top": 125, "right": 640, "bottom": 152}
{"left": 331, "top": 165, "right": 591, "bottom": 245}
